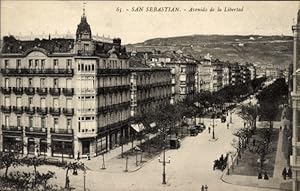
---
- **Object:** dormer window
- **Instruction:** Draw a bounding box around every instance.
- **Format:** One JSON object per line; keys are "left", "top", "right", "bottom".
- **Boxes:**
{"left": 54, "top": 59, "right": 58, "bottom": 69}
{"left": 4, "top": 60, "right": 9, "bottom": 69}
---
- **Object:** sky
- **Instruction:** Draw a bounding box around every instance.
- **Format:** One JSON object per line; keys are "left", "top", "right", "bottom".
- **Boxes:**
{"left": 1, "top": 1, "right": 299, "bottom": 44}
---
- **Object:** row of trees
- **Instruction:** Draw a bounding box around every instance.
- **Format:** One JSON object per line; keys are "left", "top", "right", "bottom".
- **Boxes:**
{"left": 0, "top": 151, "right": 85, "bottom": 190}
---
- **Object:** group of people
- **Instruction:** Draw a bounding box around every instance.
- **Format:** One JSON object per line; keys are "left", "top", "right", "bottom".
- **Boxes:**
{"left": 201, "top": 184, "right": 208, "bottom": 191}
{"left": 213, "top": 154, "right": 228, "bottom": 171}
{"left": 282, "top": 167, "right": 292, "bottom": 180}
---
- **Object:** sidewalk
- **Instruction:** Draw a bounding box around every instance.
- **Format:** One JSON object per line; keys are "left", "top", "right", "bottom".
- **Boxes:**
{"left": 221, "top": 107, "right": 293, "bottom": 191}
{"left": 81, "top": 133, "right": 159, "bottom": 173}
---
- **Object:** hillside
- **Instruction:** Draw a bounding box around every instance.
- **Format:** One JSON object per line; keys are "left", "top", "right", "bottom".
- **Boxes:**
{"left": 126, "top": 35, "right": 293, "bottom": 68}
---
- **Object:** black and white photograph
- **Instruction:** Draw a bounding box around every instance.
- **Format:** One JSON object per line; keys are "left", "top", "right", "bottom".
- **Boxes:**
{"left": 0, "top": 1, "right": 299, "bottom": 190}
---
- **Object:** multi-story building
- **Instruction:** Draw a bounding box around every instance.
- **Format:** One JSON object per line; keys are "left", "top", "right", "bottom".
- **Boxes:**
{"left": 230, "top": 63, "right": 242, "bottom": 86}
{"left": 222, "top": 62, "right": 231, "bottom": 87}
{"left": 247, "top": 63, "right": 257, "bottom": 80}
{"left": 150, "top": 51, "right": 196, "bottom": 104}
{"left": 196, "top": 57, "right": 211, "bottom": 92}
{"left": 210, "top": 59, "right": 223, "bottom": 92}
{"left": 128, "top": 56, "right": 172, "bottom": 117}
{"left": 240, "top": 65, "right": 251, "bottom": 84}
{"left": 290, "top": 9, "right": 300, "bottom": 191}
{"left": 0, "top": 11, "right": 131, "bottom": 158}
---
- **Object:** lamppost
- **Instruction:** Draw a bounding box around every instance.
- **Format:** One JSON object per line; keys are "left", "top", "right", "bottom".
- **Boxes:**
{"left": 101, "top": 153, "right": 106, "bottom": 170}
{"left": 158, "top": 128, "right": 171, "bottom": 184}
{"left": 83, "top": 166, "right": 87, "bottom": 191}
{"left": 210, "top": 105, "right": 216, "bottom": 140}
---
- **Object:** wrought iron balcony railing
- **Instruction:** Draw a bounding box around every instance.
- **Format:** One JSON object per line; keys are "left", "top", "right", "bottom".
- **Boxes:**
{"left": 37, "top": 88, "right": 48, "bottom": 95}
{"left": 49, "top": 88, "right": 61, "bottom": 96}
{"left": 12, "top": 106, "right": 24, "bottom": 114}
{"left": 24, "top": 87, "right": 35, "bottom": 95}
{"left": 12, "top": 87, "right": 24, "bottom": 95}
{"left": 49, "top": 108, "right": 61, "bottom": 116}
{"left": 62, "top": 88, "right": 74, "bottom": 96}
{"left": 24, "top": 106, "right": 35, "bottom": 114}
{"left": 1, "top": 68, "right": 74, "bottom": 77}
{"left": 50, "top": 128, "right": 73, "bottom": 135}
{"left": 2, "top": 125, "right": 23, "bottom": 133}
{"left": 63, "top": 108, "right": 74, "bottom": 116}
{"left": 1, "top": 106, "right": 12, "bottom": 113}
{"left": 36, "top": 107, "right": 48, "bottom": 115}
{"left": 25, "top": 127, "right": 47, "bottom": 134}
{"left": 1, "top": 87, "right": 12, "bottom": 94}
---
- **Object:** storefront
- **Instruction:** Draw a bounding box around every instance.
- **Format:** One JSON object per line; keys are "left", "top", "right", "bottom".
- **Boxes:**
{"left": 51, "top": 138, "right": 74, "bottom": 158}
{"left": 2, "top": 136, "right": 23, "bottom": 154}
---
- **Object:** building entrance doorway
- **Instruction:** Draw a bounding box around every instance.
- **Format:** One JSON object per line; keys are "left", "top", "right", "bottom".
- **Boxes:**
{"left": 82, "top": 141, "right": 90, "bottom": 155}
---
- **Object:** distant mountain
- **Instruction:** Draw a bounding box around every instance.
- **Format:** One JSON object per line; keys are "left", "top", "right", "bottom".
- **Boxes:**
{"left": 126, "top": 35, "right": 293, "bottom": 68}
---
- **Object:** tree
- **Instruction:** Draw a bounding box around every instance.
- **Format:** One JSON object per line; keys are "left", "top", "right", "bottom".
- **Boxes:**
{"left": 259, "top": 101, "right": 279, "bottom": 128}
{"left": 63, "top": 161, "right": 85, "bottom": 189}
{"left": 0, "top": 151, "right": 22, "bottom": 178}
{"left": 237, "top": 103, "right": 259, "bottom": 131}
{"left": 21, "top": 156, "right": 47, "bottom": 188}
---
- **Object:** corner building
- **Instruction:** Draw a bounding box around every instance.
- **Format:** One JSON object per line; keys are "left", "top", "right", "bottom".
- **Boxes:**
{"left": 0, "top": 12, "right": 131, "bottom": 158}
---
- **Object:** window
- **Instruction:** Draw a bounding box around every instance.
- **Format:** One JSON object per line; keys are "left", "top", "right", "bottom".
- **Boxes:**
{"left": 41, "top": 117, "right": 46, "bottom": 128}
{"left": 29, "top": 117, "right": 33, "bottom": 127}
{"left": 41, "top": 59, "right": 45, "bottom": 69}
{"left": 16, "top": 97, "right": 21, "bottom": 107}
{"left": 5, "top": 97, "right": 10, "bottom": 106}
{"left": 29, "top": 78, "right": 33, "bottom": 87}
{"left": 40, "top": 78, "right": 45, "bottom": 87}
{"left": 5, "top": 116, "right": 9, "bottom": 126}
{"left": 29, "top": 60, "right": 33, "bottom": 69}
{"left": 180, "top": 67, "right": 186, "bottom": 73}
{"left": 54, "top": 59, "right": 58, "bottom": 68}
{"left": 16, "top": 78, "right": 22, "bottom": 87}
{"left": 29, "top": 97, "right": 33, "bottom": 107}
{"left": 53, "top": 98, "right": 59, "bottom": 108}
{"left": 92, "top": 64, "right": 94, "bottom": 71}
{"left": 40, "top": 98, "right": 46, "bottom": 108}
{"left": 81, "top": 64, "right": 84, "bottom": 71}
{"left": 16, "top": 60, "right": 21, "bottom": 69}
{"left": 4, "top": 60, "right": 9, "bottom": 69}
{"left": 67, "top": 59, "right": 72, "bottom": 69}
{"left": 54, "top": 79, "right": 58, "bottom": 88}
{"left": 67, "top": 119, "right": 71, "bottom": 129}
{"left": 17, "top": 116, "right": 21, "bottom": 127}
{"left": 5, "top": 78, "right": 9, "bottom": 88}
{"left": 35, "top": 60, "right": 39, "bottom": 69}
{"left": 78, "top": 64, "right": 80, "bottom": 71}
{"left": 54, "top": 118, "right": 58, "bottom": 129}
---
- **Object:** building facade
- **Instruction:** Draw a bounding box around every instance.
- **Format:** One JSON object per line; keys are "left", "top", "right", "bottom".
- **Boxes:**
{"left": 150, "top": 51, "right": 196, "bottom": 104}
{"left": 128, "top": 56, "right": 172, "bottom": 117}
{"left": 291, "top": 9, "right": 300, "bottom": 191}
{"left": 0, "top": 12, "right": 131, "bottom": 158}
{"left": 195, "top": 58, "right": 211, "bottom": 92}
{"left": 210, "top": 59, "right": 223, "bottom": 92}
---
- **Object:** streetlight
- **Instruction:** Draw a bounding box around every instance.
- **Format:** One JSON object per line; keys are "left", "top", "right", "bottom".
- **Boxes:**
{"left": 158, "top": 129, "right": 171, "bottom": 184}
{"left": 101, "top": 153, "right": 106, "bottom": 170}
{"left": 83, "top": 166, "right": 87, "bottom": 191}
{"left": 124, "top": 155, "right": 129, "bottom": 172}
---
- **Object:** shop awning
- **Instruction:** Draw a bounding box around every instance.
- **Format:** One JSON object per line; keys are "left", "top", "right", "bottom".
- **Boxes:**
{"left": 131, "top": 123, "right": 145, "bottom": 132}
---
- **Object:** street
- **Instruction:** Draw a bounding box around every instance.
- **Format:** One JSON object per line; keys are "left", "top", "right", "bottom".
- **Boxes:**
{"left": 11, "top": 107, "right": 277, "bottom": 191}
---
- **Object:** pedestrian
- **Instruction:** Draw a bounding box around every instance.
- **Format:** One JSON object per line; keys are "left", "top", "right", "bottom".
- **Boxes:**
{"left": 204, "top": 184, "right": 208, "bottom": 191}
{"left": 280, "top": 126, "right": 282, "bottom": 131}
{"left": 227, "top": 123, "right": 229, "bottom": 129}
{"left": 201, "top": 185, "right": 205, "bottom": 191}
{"left": 208, "top": 127, "right": 211, "bottom": 134}
{"left": 288, "top": 167, "right": 292, "bottom": 178}
{"left": 252, "top": 139, "right": 256, "bottom": 146}
{"left": 282, "top": 167, "right": 287, "bottom": 180}
{"left": 65, "top": 175, "right": 70, "bottom": 188}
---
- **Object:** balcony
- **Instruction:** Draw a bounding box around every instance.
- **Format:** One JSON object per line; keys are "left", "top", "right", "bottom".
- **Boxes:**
{"left": 97, "top": 69, "right": 130, "bottom": 76}
{"left": 24, "top": 106, "right": 35, "bottom": 114}
{"left": 2, "top": 125, "right": 23, "bottom": 133}
{"left": 37, "top": 88, "right": 48, "bottom": 95}
{"left": 62, "top": 88, "right": 74, "bottom": 96}
{"left": 63, "top": 108, "right": 74, "bottom": 116}
{"left": 12, "top": 87, "right": 23, "bottom": 95}
{"left": 50, "top": 128, "right": 73, "bottom": 136}
{"left": 25, "top": 127, "right": 47, "bottom": 135}
{"left": 97, "top": 85, "right": 130, "bottom": 94}
{"left": 12, "top": 106, "right": 23, "bottom": 114}
{"left": 77, "top": 50, "right": 95, "bottom": 56}
{"left": 49, "top": 88, "right": 61, "bottom": 96}
{"left": 24, "top": 87, "right": 35, "bottom": 95}
{"left": 1, "top": 87, "right": 11, "bottom": 94}
{"left": 49, "top": 108, "right": 61, "bottom": 116}
{"left": 1, "top": 106, "right": 12, "bottom": 113}
{"left": 36, "top": 107, "right": 48, "bottom": 115}
{"left": 1, "top": 68, "right": 74, "bottom": 77}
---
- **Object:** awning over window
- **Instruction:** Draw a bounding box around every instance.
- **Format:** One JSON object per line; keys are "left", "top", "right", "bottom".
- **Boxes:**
{"left": 131, "top": 123, "right": 145, "bottom": 132}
